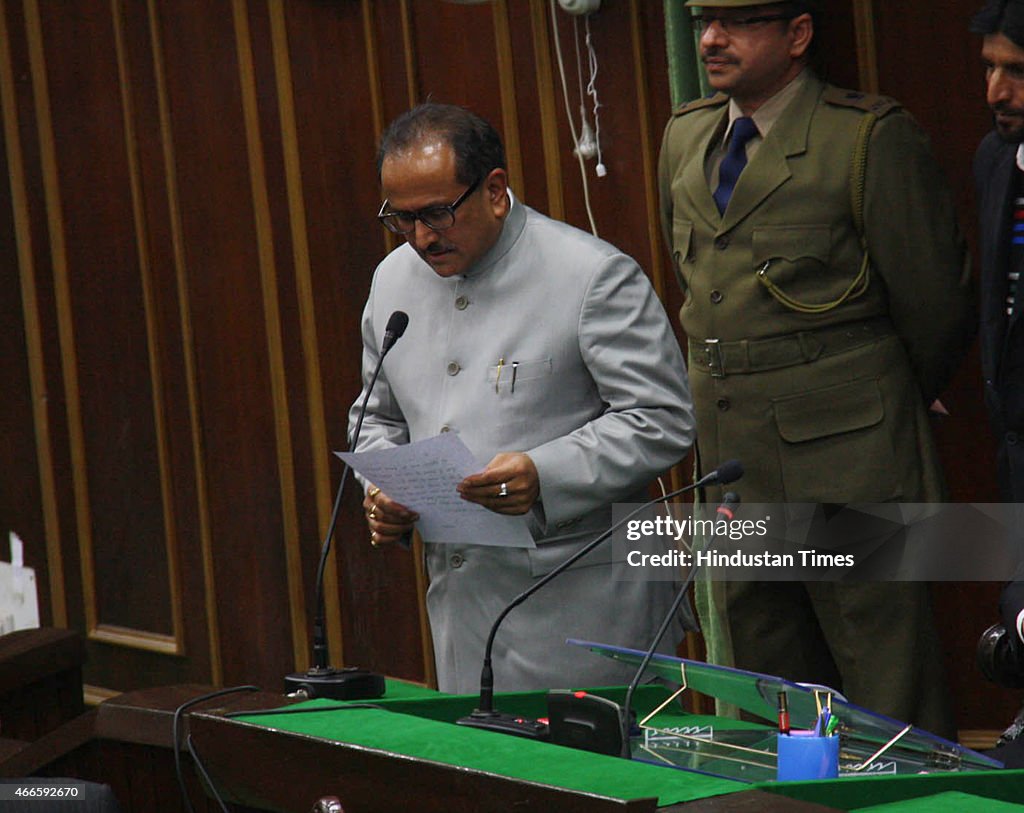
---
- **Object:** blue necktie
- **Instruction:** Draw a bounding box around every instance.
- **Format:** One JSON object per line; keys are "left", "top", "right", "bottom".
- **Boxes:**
{"left": 713, "top": 116, "right": 759, "bottom": 215}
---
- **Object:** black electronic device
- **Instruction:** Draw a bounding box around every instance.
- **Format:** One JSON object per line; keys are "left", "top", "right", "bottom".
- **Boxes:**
{"left": 546, "top": 690, "right": 632, "bottom": 756}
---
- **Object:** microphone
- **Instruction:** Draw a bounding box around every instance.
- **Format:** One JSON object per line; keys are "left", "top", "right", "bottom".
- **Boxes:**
{"left": 618, "top": 490, "right": 741, "bottom": 758}
{"left": 381, "top": 310, "right": 409, "bottom": 353}
{"left": 455, "top": 460, "right": 743, "bottom": 739}
{"left": 284, "top": 310, "right": 409, "bottom": 699}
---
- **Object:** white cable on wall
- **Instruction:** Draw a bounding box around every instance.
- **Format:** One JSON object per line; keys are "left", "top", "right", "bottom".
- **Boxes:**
{"left": 584, "top": 15, "right": 606, "bottom": 177}
{"left": 549, "top": 0, "right": 599, "bottom": 236}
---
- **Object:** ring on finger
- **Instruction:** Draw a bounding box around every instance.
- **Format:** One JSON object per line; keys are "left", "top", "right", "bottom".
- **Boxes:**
{"left": 368, "top": 506, "right": 377, "bottom": 520}
{"left": 497, "top": 482, "right": 509, "bottom": 498}
{"left": 370, "top": 532, "right": 379, "bottom": 547}
{"left": 368, "top": 486, "right": 381, "bottom": 499}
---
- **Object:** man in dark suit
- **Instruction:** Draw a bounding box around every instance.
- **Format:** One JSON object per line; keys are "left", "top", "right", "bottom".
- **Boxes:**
{"left": 973, "top": 5, "right": 1024, "bottom": 760}
{"left": 973, "top": 0, "right": 1024, "bottom": 506}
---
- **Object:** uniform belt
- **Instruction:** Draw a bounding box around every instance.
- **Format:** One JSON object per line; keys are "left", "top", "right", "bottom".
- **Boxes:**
{"left": 691, "top": 318, "right": 895, "bottom": 378}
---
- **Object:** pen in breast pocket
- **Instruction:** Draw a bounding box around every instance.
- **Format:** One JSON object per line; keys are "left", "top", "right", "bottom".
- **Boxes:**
{"left": 495, "top": 357, "right": 504, "bottom": 393}
{"left": 510, "top": 361, "right": 518, "bottom": 393}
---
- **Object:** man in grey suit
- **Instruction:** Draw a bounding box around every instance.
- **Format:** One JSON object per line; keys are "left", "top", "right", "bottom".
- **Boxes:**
{"left": 350, "top": 103, "right": 696, "bottom": 694}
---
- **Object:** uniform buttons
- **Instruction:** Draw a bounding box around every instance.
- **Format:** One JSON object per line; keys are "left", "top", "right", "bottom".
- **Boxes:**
{"left": 449, "top": 553, "right": 464, "bottom": 568}
{"left": 1009, "top": 432, "right": 1019, "bottom": 446}
{"left": 717, "top": 398, "right": 730, "bottom": 411}
{"left": 714, "top": 235, "right": 730, "bottom": 250}
{"left": 455, "top": 295, "right": 469, "bottom": 310}
{"left": 710, "top": 290, "right": 724, "bottom": 304}
{"left": 440, "top": 425, "right": 451, "bottom": 433}
{"left": 446, "top": 361, "right": 461, "bottom": 376}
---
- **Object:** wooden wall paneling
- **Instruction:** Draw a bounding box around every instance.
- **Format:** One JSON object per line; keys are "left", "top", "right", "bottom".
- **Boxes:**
{"left": 408, "top": 0, "right": 503, "bottom": 124}
{"left": 527, "top": 0, "right": 566, "bottom": 220}
{"left": 492, "top": 0, "right": 526, "bottom": 197}
{"left": 27, "top": 0, "right": 230, "bottom": 696}
{"left": 141, "top": 0, "right": 223, "bottom": 686}
{"left": 629, "top": 0, "right": 669, "bottom": 301}
{"left": 0, "top": 0, "right": 63, "bottom": 628}
{"left": 27, "top": 0, "right": 183, "bottom": 655}
{"left": 370, "top": 1, "right": 418, "bottom": 124}
{"left": 116, "top": 0, "right": 218, "bottom": 684}
{"left": 283, "top": 0, "right": 426, "bottom": 681}
{"left": 45, "top": 0, "right": 175, "bottom": 646}
{"left": 850, "top": 0, "right": 879, "bottom": 93}
{"left": 154, "top": 0, "right": 294, "bottom": 687}
{"left": 233, "top": 0, "right": 308, "bottom": 674}
{"left": 266, "top": 0, "right": 339, "bottom": 676}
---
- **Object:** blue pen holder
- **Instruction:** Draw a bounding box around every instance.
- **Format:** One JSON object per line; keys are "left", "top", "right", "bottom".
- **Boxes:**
{"left": 776, "top": 730, "right": 839, "bottom": 781}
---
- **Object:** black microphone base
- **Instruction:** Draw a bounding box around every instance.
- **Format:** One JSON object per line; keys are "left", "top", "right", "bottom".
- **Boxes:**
{"left": 456, "top": 710, "right": 549, "bottom": 740}
{"left": 284, "top": 666, "right": 385, "bottom": 700}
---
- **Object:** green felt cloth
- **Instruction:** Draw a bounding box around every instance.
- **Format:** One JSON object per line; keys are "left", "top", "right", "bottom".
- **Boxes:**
{"left": 233, "top": 686, "right": 745, "bottom": 806}
{"left": 851, "top": 790, "right": 1024, "bottom": 812}
{"left": 232, "top": 684, "right": 1024, "bottom": 810}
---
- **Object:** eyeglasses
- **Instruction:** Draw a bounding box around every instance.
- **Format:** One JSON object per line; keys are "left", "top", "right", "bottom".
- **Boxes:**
{"left": 692, "top": 13, "right": 796, "bottom": 35}
{"left": 377, "top": 177, "right": 481, "bottom": 234}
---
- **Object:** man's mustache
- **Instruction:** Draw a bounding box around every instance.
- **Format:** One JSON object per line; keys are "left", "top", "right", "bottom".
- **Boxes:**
{"left": 993, "top": 101, "right": 1024, "bottom": 117}
{"left": 702, "top": 48, "right": 737, "bottom": 65}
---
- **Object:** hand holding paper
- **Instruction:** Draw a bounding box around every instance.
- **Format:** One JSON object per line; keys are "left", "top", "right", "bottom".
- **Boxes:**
{"left": 337, "top": 433, "right": 535, "bottom": 548}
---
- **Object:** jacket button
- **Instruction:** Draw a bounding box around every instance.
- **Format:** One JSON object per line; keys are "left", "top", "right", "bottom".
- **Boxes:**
{"left": 717, "top": 398, "right": 730, "bottom": 411}
{"left": 710, "top": 290, "right": 724, "bottom": 304}
{"left": 449, "top": 553, "right": 464, "bottom": 568}
{"left": 455, "top": 295, "right": 469, "bottom": 310}
{"left": 1009, "top": 432, "right": 1019, "bottom": 446}
{"left": 715, "top": 235, "right": 730, "bottom": 250}
{"left": 446, "top": 361, "right": 461, "bottom": 376}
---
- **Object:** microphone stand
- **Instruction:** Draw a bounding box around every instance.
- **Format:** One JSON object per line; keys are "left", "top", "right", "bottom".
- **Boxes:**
{"left": 284, "top": 314, "right": 406, "bottom": 699}
{"left": 456, "top": 463, "right": 741, "bottom": 738}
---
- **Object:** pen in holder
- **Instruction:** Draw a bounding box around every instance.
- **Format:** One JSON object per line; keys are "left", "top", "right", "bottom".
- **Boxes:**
{"left": 776, "top": 730, "right": 839, "bottom": 781}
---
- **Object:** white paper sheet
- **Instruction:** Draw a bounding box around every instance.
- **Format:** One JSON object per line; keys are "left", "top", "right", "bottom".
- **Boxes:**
{"left": 337, "top": 433, "right": 535, "bottom": 548}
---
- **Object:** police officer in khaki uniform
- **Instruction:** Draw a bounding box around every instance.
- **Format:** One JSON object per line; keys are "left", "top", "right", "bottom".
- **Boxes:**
{"left": 658, "top": 0, "right": 973, "bottom": 736}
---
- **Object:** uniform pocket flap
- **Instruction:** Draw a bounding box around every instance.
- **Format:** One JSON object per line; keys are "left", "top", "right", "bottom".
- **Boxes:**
{"left": 672, "top": 217, "right": 694, "bottom": 261}
{"left": 753, "top": 224, "right": 830, "bottom": 264}
{"left": 774, "top": 379, "right": 884, "bottom": 443}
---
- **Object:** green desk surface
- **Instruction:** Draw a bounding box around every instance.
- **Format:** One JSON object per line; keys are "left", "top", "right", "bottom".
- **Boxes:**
{"left": 231, "top": 682, "right": 1024, "bottom": 811}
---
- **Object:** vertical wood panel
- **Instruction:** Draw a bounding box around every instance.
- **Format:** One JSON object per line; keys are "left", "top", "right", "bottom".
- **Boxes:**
{"left": 110, "top": 0, "right": 185, "bottom": 654}
{"left": 630, "top": 0, "right": 667, "bottom": 300}
{"left": 231, "top": 0, "right": 306, "bottom": 671}
{"left": 23, "top": 0, "right": 100, "bottom": 641}
{"left": 529, "top": 0, "right": 565, "bottom": 220}
{"left": 492, "top": 1, "right": 525, "bottom": 196}
{"left": 155, "top": 0, "right": 293, "bottom": 685}
{"left": 0, "top": 0, "right": 65, "bottom": 627}
{"left": 144, "top": 0, "right": 223, "bottom": 684}
{"left": 268, "top": 0, "right": 341, "bottom": 673}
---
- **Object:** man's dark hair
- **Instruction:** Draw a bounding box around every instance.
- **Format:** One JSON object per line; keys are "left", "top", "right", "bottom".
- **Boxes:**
{"left": 971, "top": 0, "right": 1024, "bottom": 48}
{"left": 775, "top": 1, "right": 819, "bottom": 64}
{"left": 376, "top": 103, "right": 507, "bottom": 185}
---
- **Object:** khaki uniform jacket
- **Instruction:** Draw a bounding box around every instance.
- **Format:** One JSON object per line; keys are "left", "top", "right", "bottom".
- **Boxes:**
{"left": 658, "top": 75, "right": 973, "bottom": 504}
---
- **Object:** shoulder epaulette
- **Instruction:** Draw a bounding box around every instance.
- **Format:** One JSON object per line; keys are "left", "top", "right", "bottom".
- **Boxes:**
{"left": 822, "top": 86, "right": 902, "bottom": 118}
{"left": 672, "top": 92, "right": 729, "bottom": 117}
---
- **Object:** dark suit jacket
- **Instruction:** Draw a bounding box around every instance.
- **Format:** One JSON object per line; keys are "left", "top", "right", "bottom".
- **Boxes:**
{"left": 975, "top": 131, "right": 1024, "bottom": 502}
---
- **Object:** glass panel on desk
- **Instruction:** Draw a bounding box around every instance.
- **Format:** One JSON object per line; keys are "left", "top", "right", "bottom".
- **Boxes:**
{"left": 568, "top": 638, "right": 1003, "bottom": 779}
